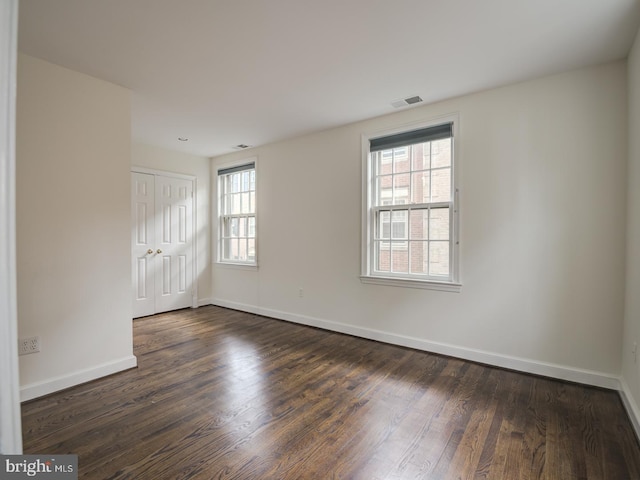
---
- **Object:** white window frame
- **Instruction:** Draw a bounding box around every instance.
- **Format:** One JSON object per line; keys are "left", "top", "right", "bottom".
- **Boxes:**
{"left": 217, "top": 157, "right": 258, "bottom": 268}
{"left": 361, "top": 115, "right": 461, "bottom": 292}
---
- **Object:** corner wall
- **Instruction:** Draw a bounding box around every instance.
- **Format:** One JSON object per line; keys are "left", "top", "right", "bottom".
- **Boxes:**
{"left": 621, "top": 28, "right": 640, "bottom": 433}
{"left": 16, "top": 54, "right": 136, "bottom": 401}
{"left": 212, "top": 61, "right": 628, "bottom": 388}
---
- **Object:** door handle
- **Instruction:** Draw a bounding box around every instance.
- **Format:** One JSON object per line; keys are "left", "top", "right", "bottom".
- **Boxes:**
{"left": 147, "top": 249, "right": 153, "bottom": 255}
{"left": 157, "top": 249, "right": 163, "bottom": 254}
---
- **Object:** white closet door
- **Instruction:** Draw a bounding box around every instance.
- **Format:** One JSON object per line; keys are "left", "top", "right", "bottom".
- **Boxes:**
{"left": 132, "top": 172, "right": 156, "bottom": 318}
{"left": 132, "top": 172, "right": 194, "bottom": 318}
{"left": 154, "top": 175, "right": 193, "bottom": 314}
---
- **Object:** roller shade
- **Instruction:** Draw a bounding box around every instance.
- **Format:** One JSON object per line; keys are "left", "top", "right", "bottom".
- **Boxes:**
{"left": 218, "top": 162, "right": 255, "bottom": 176}
{"left": 370, "top": 123, "right": 452, "bottom": 152}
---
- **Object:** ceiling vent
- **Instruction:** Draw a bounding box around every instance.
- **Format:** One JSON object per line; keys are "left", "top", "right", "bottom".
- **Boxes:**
{"left": 233, "top": 144, "right": 252, "bottom": 150}
{"left": 391, "top": 95, "right": 423, "bottom": 108}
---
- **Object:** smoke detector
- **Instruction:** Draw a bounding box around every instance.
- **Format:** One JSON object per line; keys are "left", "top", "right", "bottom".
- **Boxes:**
{"left": 233, "top": 144, "right": 252, "bottom": 150}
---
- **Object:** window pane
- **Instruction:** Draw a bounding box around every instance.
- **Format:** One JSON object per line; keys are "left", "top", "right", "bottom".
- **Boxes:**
{"left": 410, "top": 209, "right": 428, "bottom": 240}
{"left": 241, "top": 217, "right": 249, "bottom": 237}
{"left": 393, "top": 147, "right": 410, "bottom": 173}
{"left": 239, "top": 238, "right": 248, "bottom": 261}
{"left": 225, "top": 238, "right": 239, "bottom": 261}
{"left": 411, "top": 171, "right": 430, "bottom": 204}
{"left": 248, "top": 216, "right": 256, "bottom": 237}
{"left": 377, "top": 175, "right": 393, "bottom": 205}
{"left": 410, "top": 143, "right": 428, "bottom": 171}
{"left": 226, "top": 175, "right": 234, "bottom": 196}
{"left": 429, "top": 241, "right": 449, "bottom": 276}
{"left": 430, "top": 168, "right": 451, "bottom": 202}
{"left": 231, "top": 173, "right": 241, "bottom": 193}
{"left": 242, "top": 171, "right": 250, "bottom": 191}
{"left": 229, "top": 193, "right": 241, "bottom": 214}
{"left": 419, "top": 142, "right": 431, "bottom": 171}
{"left": 249, "top": 191, "right": 256, "bottom": 213}
{"left": 241, "top": 192, "right": 250, "bottom": 214}
{"left": 222, "top": 217, "right": 232, "bottom": 237}
{"left": 409, "top": 241, "right": 428, "bottom": 274}
{"left": 393, "top": 174, "right": 410, "bottom": 204}
{"left": 248, "top": 239, "right": 256, "bottom": 261}
{"left": 429, "top": 208, "right": 450, "bottom": 240}
{"left": 376, "top": 241, "right": 391, "bottom": 272}
{"left": 222, "top": 237, "right": 231, "bottom": 259}
{"left": 377, "top": 151, "right": 393, "bottom": 173}
{"left": 392, "top": 243, "right": 408, "bottom": 273}
{"left": 431, "top": 138, "right": 452, "bottom": 168}
{"left": 391, "top": 210, "right": 407, "bottom": 239}
{"left": 378, "top": 210, "right": 390, "bottom": 239}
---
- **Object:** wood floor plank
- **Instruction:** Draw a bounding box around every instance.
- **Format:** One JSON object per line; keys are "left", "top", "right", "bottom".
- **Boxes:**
{"left": 21, "top": 306, "right": 640, "bottom": 479}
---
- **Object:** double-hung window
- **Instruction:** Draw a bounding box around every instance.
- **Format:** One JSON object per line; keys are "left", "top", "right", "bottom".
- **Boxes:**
{"left": 218, "top": 161, "right": 256, "bottom": 265}
{"left": 362, "top": 118, "right": 460, "bottom": 291}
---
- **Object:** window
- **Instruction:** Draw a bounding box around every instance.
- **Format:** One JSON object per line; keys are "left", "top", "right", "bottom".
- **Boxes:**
{"left": 218, "top": 161, "right": 256, "bottom": 265}
{"left": 362, "top": 119, "right": 460, "bottom": 290}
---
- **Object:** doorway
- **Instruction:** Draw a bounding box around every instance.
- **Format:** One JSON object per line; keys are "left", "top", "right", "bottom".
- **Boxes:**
{"left": 131, "top": 169, "right": 196, "bottom": 318}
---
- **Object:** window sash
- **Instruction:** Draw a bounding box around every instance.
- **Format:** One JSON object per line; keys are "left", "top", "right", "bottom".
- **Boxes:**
{"left": 371, "top": 204, "right": 452, "bottom": 278}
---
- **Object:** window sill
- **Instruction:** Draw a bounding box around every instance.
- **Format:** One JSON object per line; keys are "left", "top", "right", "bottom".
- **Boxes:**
{"left": 215, "top": 262, "right": 258, "bottom": 271}
{"left": 360, "top": 275, "right": 461, "bottom": 292}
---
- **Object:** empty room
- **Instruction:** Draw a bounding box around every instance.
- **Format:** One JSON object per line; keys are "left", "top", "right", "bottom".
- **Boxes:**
{"left": 3, "top": 0, "right": 640, "bottom": 478}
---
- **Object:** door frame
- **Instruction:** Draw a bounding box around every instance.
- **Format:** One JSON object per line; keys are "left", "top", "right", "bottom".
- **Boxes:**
{"left": 131, "top": 167, "right": 199, "bottom": 310}
{"left": 0, "top": 0, "right": 22, "bottom": 454}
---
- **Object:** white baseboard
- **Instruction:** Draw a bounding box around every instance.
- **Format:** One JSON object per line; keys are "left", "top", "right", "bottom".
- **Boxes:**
{"left": 197, "top": 297, "right": 212, "bottom": 307}
{"left": 619, "top": 377, "right": 640, "bottom": 440}
{"left": 211, "top": 298, "right": 621, "bottom": 391}
{"left": 20, "top": 355, "right": 138, "bottom": 402}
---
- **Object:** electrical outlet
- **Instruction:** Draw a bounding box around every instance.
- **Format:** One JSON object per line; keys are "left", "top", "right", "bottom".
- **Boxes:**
{"left": 298, "top": 288, "right": 304, "bottom": 298}
{"left": 18, "top": 336, "right": 40, "bottom": 356}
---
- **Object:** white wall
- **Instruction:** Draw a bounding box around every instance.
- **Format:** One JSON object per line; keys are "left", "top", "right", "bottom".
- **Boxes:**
{"left": 212, "top": 61, "right": 628, "bottom": 388}
{"left": 622, "top": 28, "right": 640, "bottom": 430}
{"left": 16, "top": 54, "right": 136, "bottom": 401}
{"left": 131, "top": 142, "right": 211, "bottom": 304}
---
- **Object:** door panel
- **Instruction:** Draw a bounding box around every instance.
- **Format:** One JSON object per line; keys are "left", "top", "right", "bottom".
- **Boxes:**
{"left": 132, "top": 172, "right": 194, "bottom": 318}
{"left": 132, "top": 172, "right": 155, "bottom": 318}
{"left": 154, "top": 175, "right": 193, "bottom": 314}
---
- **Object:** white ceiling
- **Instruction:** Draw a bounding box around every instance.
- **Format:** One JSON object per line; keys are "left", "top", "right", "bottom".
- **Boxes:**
{"left": 18, "top": 0, "right": 640, "bottom": 158}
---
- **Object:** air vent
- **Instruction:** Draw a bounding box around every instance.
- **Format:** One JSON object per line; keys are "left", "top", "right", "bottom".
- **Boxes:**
{"left": 391, "top": 95, "right": 423, "bottom": 108}
{"left": 233, "top": 144, "right": 252, "bottom": 150}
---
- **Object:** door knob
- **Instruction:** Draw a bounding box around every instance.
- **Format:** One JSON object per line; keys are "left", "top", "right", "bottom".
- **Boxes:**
{"left": 157, "top": 249, "right": 163, "bottom": 254}
{"left": 147, "top": 249, "right": 153, "bottom": 255}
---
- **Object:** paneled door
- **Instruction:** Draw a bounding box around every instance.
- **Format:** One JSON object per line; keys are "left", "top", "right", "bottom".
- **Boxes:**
{"left": 132, "top": 172, "right": 194, "bottom": 318}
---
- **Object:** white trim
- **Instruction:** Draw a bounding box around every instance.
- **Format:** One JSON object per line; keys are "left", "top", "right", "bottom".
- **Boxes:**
{"left": 210, "top": 298, "right": 620, "bottom": 390}
{"left": 131, "top": 166, "right": 196, "bottom": 182}
{"left": 619, "top": 378, "right": 640, "bottom": 441}
{"left": 192, "top": 177, "right": 198, "bottom": 308}
{"left": 197, "top": 297, "right": 212, "bottom": 307}
{"left": 214, "top": 262, "right": 258, "bottom": 271}
{"left": 20, "top": 355, "right": 138, "bottom": 402}
{"left": 360, "top": 275, "right": 462, "bottom": 292}
{"left": 131, "top": 167, "right": 199, "bottom": 310}
{"left": 0, "top": 0, "right": 21, "bottom": 454}
{"left": 361, "top": 113, "right": 461, "bottom": 288}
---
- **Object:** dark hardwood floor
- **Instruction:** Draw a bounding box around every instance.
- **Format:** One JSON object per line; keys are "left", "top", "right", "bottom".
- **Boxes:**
{"left": 21, "top": 306, "right": 640, "bottom": 479}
